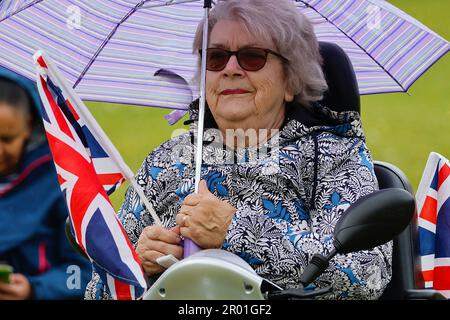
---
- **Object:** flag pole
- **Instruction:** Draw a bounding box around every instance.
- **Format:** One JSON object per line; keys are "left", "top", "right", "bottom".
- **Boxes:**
{"left": 184, "top": 0, "right": 212, "bottom": 257}
{"left": 34, "top": 51, "right": 163, "bottom": 227}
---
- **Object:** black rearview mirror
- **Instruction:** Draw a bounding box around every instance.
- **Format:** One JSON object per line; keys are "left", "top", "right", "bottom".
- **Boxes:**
{"left": 298, "top": 188, "right": 415, "bottom": 287}
{"left": 333, "top": 188, "right": 415, "bottom": 254}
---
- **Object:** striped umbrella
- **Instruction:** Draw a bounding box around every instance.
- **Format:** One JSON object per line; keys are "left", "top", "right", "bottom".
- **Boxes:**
{"left": 0, "top": 0, "right": 448, "bottom": 114}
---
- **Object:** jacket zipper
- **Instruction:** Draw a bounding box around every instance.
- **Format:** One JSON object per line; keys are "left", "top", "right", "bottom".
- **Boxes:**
{"left": 310, "top": 132, "right": 319, "bottom": 211}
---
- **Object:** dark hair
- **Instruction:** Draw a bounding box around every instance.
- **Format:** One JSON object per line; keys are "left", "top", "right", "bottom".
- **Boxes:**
{"left": 0, "top": 78, "right": 32, "bottom": 118}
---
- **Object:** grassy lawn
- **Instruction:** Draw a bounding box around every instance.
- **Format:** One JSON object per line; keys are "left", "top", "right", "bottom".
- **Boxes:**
{"left": 86, "top": 104, "right": 188, "bottom": 209}
{"left": 361, "top": 0, "right": 450, "bottom": 189}
{"left": 86, "top": 0, "right": 450, "bottom": 210}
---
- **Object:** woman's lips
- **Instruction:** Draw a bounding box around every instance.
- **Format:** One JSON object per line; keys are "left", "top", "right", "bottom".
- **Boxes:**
{"left": 220, "top": 89, "right": 250, "bottom": 95}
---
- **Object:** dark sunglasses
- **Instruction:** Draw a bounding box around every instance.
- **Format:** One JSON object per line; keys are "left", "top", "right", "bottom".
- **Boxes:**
{"left": 200, "top": 47, "right": 288, "bottom": 72}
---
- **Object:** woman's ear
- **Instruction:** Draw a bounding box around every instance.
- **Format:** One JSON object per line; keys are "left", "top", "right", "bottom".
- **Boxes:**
{"left": 285, "top": 86, "right": 295, "bottom": 102}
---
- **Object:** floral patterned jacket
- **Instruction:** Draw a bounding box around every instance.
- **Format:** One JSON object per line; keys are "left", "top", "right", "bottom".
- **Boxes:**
{"left": 85, "top": 101, "right": 392, "bottom": 300}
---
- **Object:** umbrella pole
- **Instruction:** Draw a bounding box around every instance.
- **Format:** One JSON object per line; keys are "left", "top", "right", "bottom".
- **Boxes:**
{"left": 184, "top": 0, "right": 212, "bottom": 258}
{"left": 195, "top": 0, "right": 212, "bottom": 194}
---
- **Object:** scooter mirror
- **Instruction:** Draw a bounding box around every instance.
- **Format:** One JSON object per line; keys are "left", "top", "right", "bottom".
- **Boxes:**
{"left": 290, "top": 188, "right": 416, "bottom": 292}
{"left": 333, "top": 188, "right": 415, "bottom": 254}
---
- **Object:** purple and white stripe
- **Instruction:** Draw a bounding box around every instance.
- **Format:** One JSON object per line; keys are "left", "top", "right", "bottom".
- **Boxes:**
{"left": 0, "top": 0, "right": 448, "bottom": 112}
{"left": 300, "top": 0, "right": 450, "bottom": 94}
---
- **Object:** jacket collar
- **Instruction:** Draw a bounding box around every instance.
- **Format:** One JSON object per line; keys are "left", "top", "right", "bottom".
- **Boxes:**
{"left": 186, "top": 98, "right": 365, "bottom": 145}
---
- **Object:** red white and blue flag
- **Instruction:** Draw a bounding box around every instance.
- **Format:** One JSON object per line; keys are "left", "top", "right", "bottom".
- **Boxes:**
{"left": 33, "top": 51, "right": 147, "bottom": 300}
{"left": 416, "top": 152, "right": 450, "bottom": 299}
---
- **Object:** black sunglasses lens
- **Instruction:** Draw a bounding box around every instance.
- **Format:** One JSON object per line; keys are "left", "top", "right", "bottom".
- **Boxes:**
{"left": 206, "top": 49, "right": 229, "bottom": 71}
{"left": 237, "top": 48, "right": 267, "bottom": 71}
{"left": 205, "top": 48, "right": 268, "bottom": 71}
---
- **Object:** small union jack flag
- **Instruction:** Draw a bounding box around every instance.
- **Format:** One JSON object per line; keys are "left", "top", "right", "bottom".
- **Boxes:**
{"left": 34, "top": 51, "right": 147, "bottom": 299}
{"left": 416, "top": 152, "right": 450, "bottom": 299}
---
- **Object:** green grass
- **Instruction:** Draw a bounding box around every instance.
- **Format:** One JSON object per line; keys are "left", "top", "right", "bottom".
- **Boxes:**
{"left": 86, "top": 103, "right": 188, "bottom": 209}
{"left": 361, "top": 0, "right": 450, "bottom": 190}
{"left": 85, "top": 0, "right": 450, "bottom": 210}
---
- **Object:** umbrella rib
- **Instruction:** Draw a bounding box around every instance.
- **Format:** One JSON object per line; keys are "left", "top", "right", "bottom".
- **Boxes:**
{"left": 139, "top": 0, "right": 201, "bottom": 10}
{"left": 73, "top": 0, "right": 203, "bottom": 88}
{"left": 299, "top": 1, "right": 407, "bottom": 92}
{"left": 73, "top": 0, "right": 150, "bottom": 89}
{"left": 0, "top": 0, "right": 44, "bottom": 23}
{"left": 400, "top": 45, "right": 449, "bottom": 92}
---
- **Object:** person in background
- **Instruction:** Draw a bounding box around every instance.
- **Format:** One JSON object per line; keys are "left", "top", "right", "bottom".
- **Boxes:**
{"left": 0, "top": 67, "right": 91, "bottom": 300}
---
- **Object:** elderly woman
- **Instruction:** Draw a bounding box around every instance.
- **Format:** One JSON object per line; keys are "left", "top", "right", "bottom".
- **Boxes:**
{"left": 86, "top": 0, "right": 392, "bottom": 300}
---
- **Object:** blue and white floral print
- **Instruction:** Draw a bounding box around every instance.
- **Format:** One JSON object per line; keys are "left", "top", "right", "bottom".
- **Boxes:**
{"left": 85, "top": 102, "right": 392, "bottom": 300}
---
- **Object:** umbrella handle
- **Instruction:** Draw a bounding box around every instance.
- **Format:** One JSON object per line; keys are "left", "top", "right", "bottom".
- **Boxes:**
{"left": 183, "top": 239, "right": 201, "bottom": 258}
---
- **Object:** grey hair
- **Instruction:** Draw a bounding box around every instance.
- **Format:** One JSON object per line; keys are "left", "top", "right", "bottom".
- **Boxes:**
{"left": 193, "top": 0, "right": 328, "bottom": 106}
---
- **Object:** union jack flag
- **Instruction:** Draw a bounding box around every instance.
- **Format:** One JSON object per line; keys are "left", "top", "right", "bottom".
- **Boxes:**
{"left": 416, "top": 152, "right": 450, "bottom": 299}
{"left": 33, "top": 51, "right": 147, "bottom": 300}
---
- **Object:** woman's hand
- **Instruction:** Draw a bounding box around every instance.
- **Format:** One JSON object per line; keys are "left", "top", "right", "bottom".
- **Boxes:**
{"left": 176, "top": 180, "right": 236, "bottom": 249}
{"left": 0, "top": 274, "right": 32, "bottom": 300}
{"left": 136, "top": 225, "right": 183, "bottom": 276}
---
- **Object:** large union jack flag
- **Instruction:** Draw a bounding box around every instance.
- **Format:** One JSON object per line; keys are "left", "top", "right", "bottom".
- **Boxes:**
{"left": 34, "top": 51, "right": 147, "bottom": 300}
{"left": 416, "top": 152, "right": 450, "bottom": 299}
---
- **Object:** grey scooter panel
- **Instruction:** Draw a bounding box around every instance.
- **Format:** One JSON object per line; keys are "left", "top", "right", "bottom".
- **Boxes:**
{"left": 144, "top": 249, "right": 280, "bottom": 300}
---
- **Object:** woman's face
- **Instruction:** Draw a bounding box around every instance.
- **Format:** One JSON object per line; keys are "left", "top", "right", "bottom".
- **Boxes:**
{"left": 205, "top": 20, "right": 294, "bottom": 132}
{"left": 0, "top": 103, "right": 31, "bottom": 176}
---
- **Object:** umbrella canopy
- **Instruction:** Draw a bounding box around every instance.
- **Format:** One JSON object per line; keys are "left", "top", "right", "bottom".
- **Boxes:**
{"left": 0, "top": 0, "right": 449, "bottom": 112}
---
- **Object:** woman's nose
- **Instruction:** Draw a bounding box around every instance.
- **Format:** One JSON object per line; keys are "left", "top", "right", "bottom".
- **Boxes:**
{"left": 222, "top": 55, "right": 244, "bottom": 77}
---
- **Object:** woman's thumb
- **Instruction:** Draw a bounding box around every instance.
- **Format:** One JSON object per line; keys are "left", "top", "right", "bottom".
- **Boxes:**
{"left": 198, "top": 180, "right": 210, "bottom": 194}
